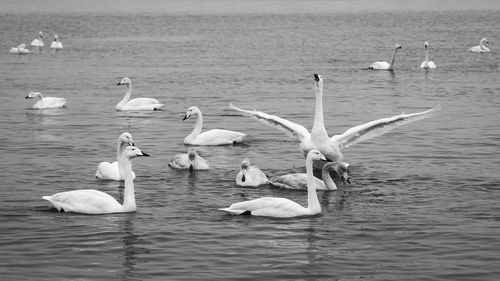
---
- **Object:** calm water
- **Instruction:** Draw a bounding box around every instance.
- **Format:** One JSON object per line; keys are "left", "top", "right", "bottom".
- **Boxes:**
{"left": 1, "top": 1, "right": 499, "bottom": 280}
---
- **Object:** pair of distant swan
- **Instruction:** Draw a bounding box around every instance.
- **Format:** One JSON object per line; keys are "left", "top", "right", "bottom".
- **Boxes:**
{"left": 30, "top": 32, "right": 62, "bottom": 49}
{"left": 369, "top": 42, "right": 437, "bottom": 70}
{"left": 9, "top": 44, "right": 30, "bottom": 54}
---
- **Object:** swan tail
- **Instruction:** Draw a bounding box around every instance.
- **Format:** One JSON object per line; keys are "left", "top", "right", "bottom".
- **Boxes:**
{"left": 331, "top": 105, "right": 441, "bottom": 150}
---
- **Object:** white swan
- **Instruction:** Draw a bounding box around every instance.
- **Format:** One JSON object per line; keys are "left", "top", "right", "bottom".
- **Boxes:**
{"left": 269, "top": 162, "right": 350, "bottom": 191}
{"left": 25, "top": 92, "right": 66, "bottom": 109}
{"left": 229, "top": 74, "right": 440, "bottom": 163}
{"left": 50, "top": 34, "right": 63, "bottom": 49}
{"left": 468, "top": 37, "right": 490, "bottom": 53}
{"left": 115, "top": 77, "right": 164, "bottom": 111}
{"left": 421, "top": 41, "right": 437, "bottom": 69}
{"left": 219, "top": 150, "right": 326, "bottom": 218}
{"left": 31, "top": 31, "right": 44, "bottom": 47}
{"left": 43, "top": 146, "right": 149, "bottom": 214}
{"left": 183, "top": 106, "right": 247, "bottom": 145}
{"left": 168, "top": 147, "right": 209, "bottom": 171}
{"left": 9, "top": 44, "right": 30, "bottom": 54}
{"left": 235, "top": 158, "right": 268, "bottom": 187}
{"left": 369, "top": 43, "right": 402, "bottom": 70}
{"left": 95, "top": 132, "right": 136, "bottom": 180}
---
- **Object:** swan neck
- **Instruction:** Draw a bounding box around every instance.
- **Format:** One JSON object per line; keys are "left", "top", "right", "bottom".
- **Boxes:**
{"left": 311, "top": 83, "right": 328, "bottom": 138}
{"left": 117, "top": 141, "right": 127, "bottom": 180}
{"left": 425, "top": 46, "right": 429, "bottom": 62}
{"left": 306, "top": 157, "right": 321, "bottom": 213}
{"left": 322, "top": 165, "right": 338, "bottom": 190}
{"left": 192, "top": 111, "right": 203, "bottom": 137}
{"left": 118, "top": 82, "right": 132, "bottom": 108}
{"left": 389, "top": 48, "right": 398, "bottom": 67}
{"left": 122, "top": 157, "right": 136, "bottom": 211}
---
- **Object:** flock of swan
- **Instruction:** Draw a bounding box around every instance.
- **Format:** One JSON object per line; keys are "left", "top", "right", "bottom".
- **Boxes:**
{"left": 9, "top": 31, "right": 63, "bottom": 54}
{"left": 38, "top": 72, "right": 441, "bottom": 218}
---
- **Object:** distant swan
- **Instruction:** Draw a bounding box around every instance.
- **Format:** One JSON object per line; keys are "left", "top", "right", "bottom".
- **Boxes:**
{"left": 421, "top": 41, "right": 437, "bottom": 69}
{"left": 95, "top": 132, "right": 136, "bottom": 180}
{"left": 183, "top": 106, "right": 247, "bottom": 145}
{"left": 369, "top": 43, "right": 402, "bottom": 70}
{"left": 229, "top": 74, "right": 440, "bottom": 163}
{"left": 9, "top": 44, "right": 30, "bottom": 54}
{"left": 50, "top": 34, "right": 63, "bottom": 49}
{"left": 25, "top": 91, "right": 66, "bottom": 109}
{"left": 269, "top": 162, "right": 350, "bottom": 191}
{"left": 43, "top": 146, "right": 149, "bottom": 214}
{"left": 468, "top": 37, "right": 490, "bottom": 53}
{"left": 235, "top": 158, "right": 268, "bottom": 187}
{"left": 115, "top": 77, "right": 164, "bottom": 111}
{"left": 31, "top": 31, "right": 44, "bottom": 47}
{"left": 168, "top": 147, "right": 209, "bottom": 171}
{"left": 219, "top": 150, "right": 326, "bottom": 218}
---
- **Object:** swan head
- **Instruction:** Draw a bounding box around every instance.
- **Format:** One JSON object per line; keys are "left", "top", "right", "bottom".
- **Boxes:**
{"left": 119, "top": 132, "right": 134, "bottom": 146}
{"left": 38, "top": 31, "right": 43, "bottom": 38}
{"left": 313, "top": 74, "right": 323, "bottom": 88}
{"left": 241, "top": 158, "right": 251, "bottom": 169}
{"left": 480, "top": 37, "right": 489, "bottom": 44}
{"left": 25, "top": 92, "right": 42, "bottom": 99}
{"left": 53, "top": 34, "right": 59, "bottom": 41}
{"left": 187, "top": 147, "right": 197, "bottom": 160}
{"left": 307, "top": 149, "right": 326, "bottom": 162}
{"left": 123, "top": 146, "right": 149, "bottom": 159}
{"left": 424, "top": 41, "right": 429, "bottom": 48}
{"left": 117, "top": 77, "right": 131, "bottom": 86}
{"left": 394, "top": 43, "right": 402, "bottom": 50}
{"left": 183, "top": 106, "right": 200, "bottom": 120}
{"left": 326, "top": 162, "right": 351, "bottom": 185}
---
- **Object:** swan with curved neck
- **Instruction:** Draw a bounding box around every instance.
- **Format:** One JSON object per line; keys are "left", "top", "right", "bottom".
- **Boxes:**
{"left": 183, "top": 106, "right": 247, "bottom": 145}
{"left": 31, "top": 31, "right": 44, "bottom": 47}
{"left": 115, "top": 77, "right": 164, "bottom": 111}
{"left": 168, "top": 147, "right": 209, "bottom": 171}
{"left": 468, "top": 37, "right": 490, "bottom": 53}
{"left": 235, "top": 158, "right": 268, "bottom": 187}
{"left": 229, "top": 74, "right": 440, "bottom": 163}
{"left": 219, "top": 150, "right": 326, "bottom": 218}
{"left": 369, "top": 43, "right": 402, "bottom": 70}
{"left": 43, "top": 146, "right": 149, "bottom": 214}
{"left": 95, "top": 132, "right": 137, "bottom": 180}
{"left": 269, "top": 162, "right": 350, "bottom": 190}
{"left": 25, "top": 91, "right": 66, "bottom": 109}
{"left": 421, "top": 41, "right": 437, "bottom": 69}
{"left": 50, "top": 34, "right": 63, "bottom": 49}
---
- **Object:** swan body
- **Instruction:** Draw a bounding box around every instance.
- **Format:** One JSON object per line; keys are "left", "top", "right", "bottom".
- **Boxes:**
{"left": 168, "top": 147, "right": 209, "bottom": 171}
{"left": 219, "top": 150, "right": 326, "bottom": 218}
{"left": 421, "top": 41, "right": 437, "bottom": 69}
{"left": 31, "top": 31, "right": 44, "bottom": 47}
{"left": 369, "top": 43, "right": 402, "bottom": 70}
{"left": 50, "top": 34, "right": 63, "bottom": 49}
{"left": 468, "top": 37, "right": 490, "bottom": 53}
{"left": 43, "top": 146, "right": 149, "bottom": 214}
{"left": 230, "top": 74, "right": 440, "bottom": 163}
{"left": 269, "top": 162, "right": 350, "bottom": 190}
{"left": 9, "top": 44, "right": 30, "bottom": 54}
{"left": 115, "top": 77, "right": 164, "bottom": 111}
{"left": 183, "top": 106, "right": 247, "bottom": 145}
{"left": 25, "top": 92, "right": 66, "bottom": 109}
{"left": 235, "top": 158, "right": 268, "bottom": 187}
{"left": 95, "top": 132, "right": 136, "bottom": 180}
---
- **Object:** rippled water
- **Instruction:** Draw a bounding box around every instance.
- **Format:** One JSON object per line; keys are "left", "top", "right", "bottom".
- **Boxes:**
{"left": 1, "top": 1, "right": 500, "bottom": 280}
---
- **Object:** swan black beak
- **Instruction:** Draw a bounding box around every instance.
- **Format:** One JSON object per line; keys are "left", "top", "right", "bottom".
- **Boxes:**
{"left": 25, "top": 96, "right": 30, "bottom": 99}
{"left": 343, "top": 172, "right": 351, "bottom": 185}
{"left": 182, "top": 114, "right": 189, "bottom": 121}
{"left": 116, "top": 82, "right": 122, "bottom": 86}
{"left": 140, "top": 152, "right": 150, "bottom": 157}
{"left": 314, "top": 74, "right": 319, "bottom": 81}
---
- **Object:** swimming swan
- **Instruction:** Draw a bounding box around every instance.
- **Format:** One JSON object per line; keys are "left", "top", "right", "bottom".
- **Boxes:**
{"left": 49, "top": 34, "right": 63, "bottom": 49}
{"left": 31, "top": 31, "right": 44, "bottom": 47}
{"left": 168, "top": 147, "right": 209, "bottom": 171}
{"left": 95, "top": 132, "right": 136, "bottom": 180}
{"left": 25, "top": 91, "right": 66, "bottom": 109}
{"left": 9, "top": 44, "right": 30, "bottom": 54}
{"left": 369, "top": 43, "right": 402, "bottom": 70}
{"left": 235, "top": 158, "right": 268, "bottom": 187}
{"left": 183, "top": 106, "right": 247, "bottom": 145}
{"left": 421, "top": 41, "right": 437, "bottom": 69}
{"left": 269, "top": 162, "right": 350, "bottom": 191}
{"left": 43, "top": 146, "right": 149, "bottom": 214}
{"left": 468, "top": 37, "right": 490, "bottom": 53}
{"left": 229, "top": 74, "right": 440, "bottom": 163}
{"left": 115, "top": 77, "right": 165, "bottom": 111}
{"left": 219, "top": 150, "right": 326, "bottom": 218}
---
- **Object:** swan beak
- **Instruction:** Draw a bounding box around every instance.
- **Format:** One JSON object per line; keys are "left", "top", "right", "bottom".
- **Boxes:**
{"left": 314, "top": 74, "right": 319, "bottom": 81}
{"left": 182, "top": 114, "right": 189, "bottom": 121}
{"left": 140, "top": 151, "right": 150, "bottom": 157}
{"left": 25, "top": 96, "right": 30, "bottom": 99}
{"left": 320, "top": 155, "right": 327, "bottom": 161}
{"left": 342, "top": 172, "right": 351, "bottom": 185}
{"left": 116, "top": 82, "right": 122, "bottom": 86}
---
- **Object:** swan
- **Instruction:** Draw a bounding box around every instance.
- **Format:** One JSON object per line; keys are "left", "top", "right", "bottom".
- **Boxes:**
{"left": 421, "top": 41, "right": 437, "bottom": 69}
{"left": 229, "top": 74, "right": 440, "bottom": 163}
{"left": 43, "top": 146, "right": 149, "bottom": 214}
{"left": 235, "top": 158, "right": 268, "bottom": 187}
{"left": 269, "top": 162, "right": 350, "bottom": 191}
{"left": 25, "top": 91, "right": 66, "bottom": 109}
{"left": 95, "top": 132, "right": 137, "bottom": 180}
{"left": 369, "top": 43, "right": 402, "bottom": 70}
{"left": 49, "top": 34, "right": 63, "bottom": 49}
{"left": 183, "top": 106, "right": 247, "bottom": 145}
{"left": 115, "top": 77, "right": 164, "bottom": 111}
{"left": 219, "top": 150, "right": 326, "bottom": 218}
{"left": 468, "top": 37, "right": 490, "bottom": 53}
{"left": 168, "top": 147, "right": 209, "bottom": 171}
{"left": 9, "top": 44, "right": 30, "bottom": 54}
{"left": 31, "top": 31, "right": 44, "bottom": 47}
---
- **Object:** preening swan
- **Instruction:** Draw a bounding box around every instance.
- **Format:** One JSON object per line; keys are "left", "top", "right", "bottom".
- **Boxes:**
{"left": 25, "top": 92, "right": 66, "bottom": 109}
{"left": 9, "top": 44, "right": 30, "bottom": 54}
{"left": 31, "top": 31, "right": 44, "bottom": 47}
{"left": 219, "top": 150, "right": 326, "bottom": 218}
{"left": 468, "top": 37, "right": 490, "bottom": 53}
{"left": 43, "top": 146, "right": 149, "bottom": 214}
{"left": 95, "top": 132, "right": 137, "bottom": 180}
{"left": 49, "top": 34, "right": 63, "bottom": 49}
{"left": 168, "top": 147, "right": 209, "bottom": 171}
{"left": 421, "top": 41, "right": 437, "bottom": 69}
{"left": 230, "top": 74, "right": 440, "bottom": 163}
{"left": 115, "top": 77, "right": 164, "bottom": 111}
{"left": 183, "top": 106, "right": 247, "bottom": 145}
{"left": 235, "top": 158, "right": 268, "bottom": 187}
{"left": 369, "top": 43, "right": 402, "bottom": 70}
{"left": 269, "top": 162, "right": 350, "bottom": 191}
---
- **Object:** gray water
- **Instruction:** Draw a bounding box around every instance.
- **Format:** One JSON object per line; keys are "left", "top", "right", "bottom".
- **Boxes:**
{"left": 1, "top": 1, "right": 500, "bottom": 280}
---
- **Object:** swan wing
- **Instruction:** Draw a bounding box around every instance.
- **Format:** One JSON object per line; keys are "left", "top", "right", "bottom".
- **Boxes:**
{"left": 269, "top": 173, "right": 326, "bottom": 190}
{"left": 96, "top": 161, "right": 120, "bottom": 180}
{"left": 43, "top": 190, "right": 122, "bottom": 214}
{"left": 229, "top": 103, "right": 310, "bottom": 141}
{"left": 369, "top": 61, "right": 390, "bottom": 70}
{"left": 219, "top": 197, "right": 304, "bottom": 217}
{"left": 124, "top": 98, "right": 164, "bottom": 110}
{"left": 193, "top": 129, "right": 247, "bottom": 145}
{"left": 42, "top": 97, "right": 66, "bottom": 108}
{"left": 168, "top": 153, "right": 190, "bottom": 169}
{"left": 330, "top": 105, "right": 441, "bottom": 150}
